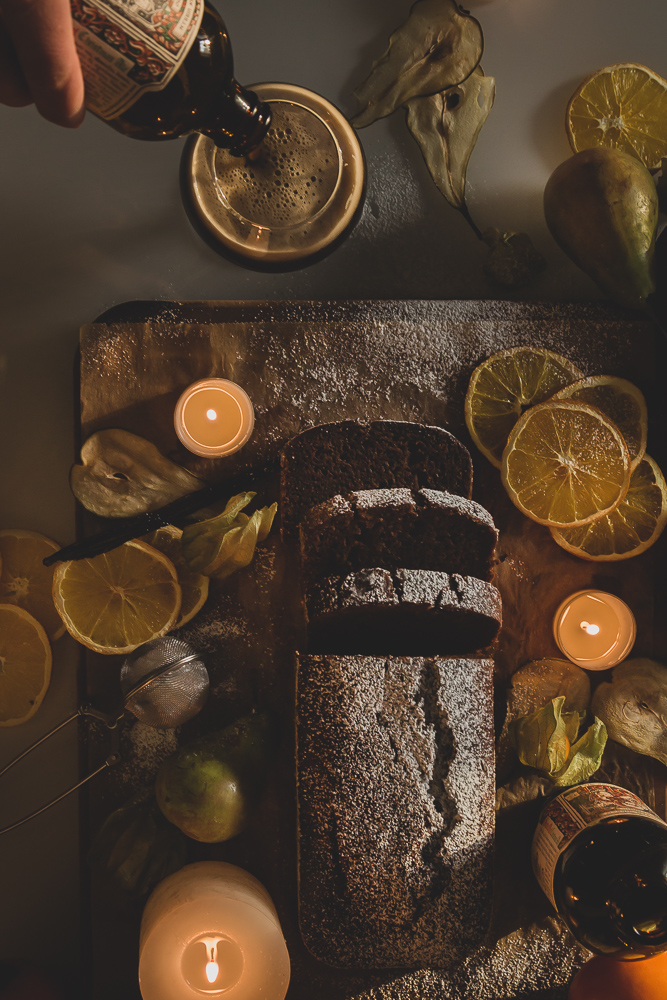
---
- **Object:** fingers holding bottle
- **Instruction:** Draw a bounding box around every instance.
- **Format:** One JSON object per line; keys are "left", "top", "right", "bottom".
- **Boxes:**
{"left": 0, "top": 0, "right": 85, "bottom": 127}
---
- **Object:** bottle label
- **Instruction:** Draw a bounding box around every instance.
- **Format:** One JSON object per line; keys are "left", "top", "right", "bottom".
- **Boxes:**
{"left": 532, "top": 783, "right": 663, "bottom": 909}
{"left": 71, "top": 0, "right": 205, "bottom": 119}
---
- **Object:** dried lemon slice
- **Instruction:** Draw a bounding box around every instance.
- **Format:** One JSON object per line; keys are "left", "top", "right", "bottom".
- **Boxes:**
{"left": 465, "top": 346, "right": 583, "bottom": 467}
{"left": 553, "top": 375, "right": 647, "bottom": 471}
{"left": 0, "top": 604, "right": 52, "bottom": 726}
{"left": 52, "top": 540, "right": 181, "bottom": 654}
{"left": 551, "top": 455, "right": 667, "bottom": 561}
{"left": 566, "top": 63, "right": 667, "bottom": 170}
{"left": 501, "top": 399, "right": 630, "bottom": 527}
{"left": 0, "top": 529, "right": 65, "bottom": 641}
{"left": 143, "top": 526, "right": 209, "bottom": 629}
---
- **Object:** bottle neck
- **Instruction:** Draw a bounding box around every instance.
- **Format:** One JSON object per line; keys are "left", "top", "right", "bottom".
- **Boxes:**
{"left": 199, "top": 81, "right": 271, "bottom": 155}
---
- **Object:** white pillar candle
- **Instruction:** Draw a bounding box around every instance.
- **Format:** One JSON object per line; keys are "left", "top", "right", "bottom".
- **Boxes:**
{"left": 174, "top": 379, "right": 254, "bottom": 458}
{"left": 138, "top": 862, "right": 290, "bottom": 1000}
{"left": 553, "top": 590, "right": 636, "bottom": 671}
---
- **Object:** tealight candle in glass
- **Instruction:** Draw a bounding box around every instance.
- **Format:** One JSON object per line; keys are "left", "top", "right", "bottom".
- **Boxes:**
{"left": 174, "top": 379, "right": 254, "bottom": 458}
{"left": 553, "top": 590, "right": 636, "bottom": 671}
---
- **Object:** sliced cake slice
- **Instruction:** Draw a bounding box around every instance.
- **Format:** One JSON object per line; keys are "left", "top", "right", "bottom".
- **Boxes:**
{"left": 296, "top": 653, "right": 495, "bottom": 969}
{"left": 306, "top": 567, "right": 501, "bottom": 655}
{"left": 280, "top": 420, "right": 473, "bottom": 538}
{"left": 300, "top": 487, "right": 498, "bottom": 582}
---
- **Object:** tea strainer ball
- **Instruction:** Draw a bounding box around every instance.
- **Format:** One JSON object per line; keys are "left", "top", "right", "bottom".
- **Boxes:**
{"left": 120, "top": 636, "right": 209, "bottom": 729}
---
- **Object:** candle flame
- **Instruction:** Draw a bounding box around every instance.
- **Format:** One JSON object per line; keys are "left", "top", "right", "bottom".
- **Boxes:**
{"left": 580, "top": 620, "right": 600, "bottom": 636}
{"left": 205, "top": 961, "right": 219, "bottom": 984}
{"left": 206, "top": 409, "right": 217, "bottom": 421}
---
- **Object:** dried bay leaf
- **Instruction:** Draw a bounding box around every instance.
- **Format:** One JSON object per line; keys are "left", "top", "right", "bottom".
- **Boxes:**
{"left": 71, "top": 429, "right": 204, "bottom": 518}
{"left": 406, "top": 67, "right": 495, "bottom": 210}
{"left": 351, "top": 0, "right": 483, "bottom": 128}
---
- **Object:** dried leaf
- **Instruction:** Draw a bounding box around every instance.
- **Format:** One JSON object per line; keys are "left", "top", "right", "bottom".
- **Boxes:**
{"left": 482, "top": 227, "right": 547, "bottom": 287}
{"left": 71, "top": 429, "right": 204, "bottom": 518}
{"left": 511, "top": 697, "right": 608, "bottom": 787}
{"left": 552, "top": 718, "right": 608, "bottom": 787}
{"left": 352, "top": 0, "right": 483, "bottom": 128}
{"left": 181, "top": 493, "right": 255, "bottom": 573}
{"left": 509, "top": 696, "right": 571, "bottom": 774}
{"left": 181, "top": 494, "right": 277, "bottom": 579}
{"left": 406, "top": 68, "right": 495, "bottom": 209}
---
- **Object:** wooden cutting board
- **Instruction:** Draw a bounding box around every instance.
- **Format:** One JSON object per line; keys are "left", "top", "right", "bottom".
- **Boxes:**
{"left": 77, "top": 300, "right": 666, "bottom": 1000}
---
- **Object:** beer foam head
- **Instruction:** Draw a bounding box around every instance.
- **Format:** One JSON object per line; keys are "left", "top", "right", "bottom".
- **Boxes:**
{"left": 184, "top": 83, "right": 366, "bottom": 267}
{"left": 214, "top": 102, "right": 340, "bottom": 230}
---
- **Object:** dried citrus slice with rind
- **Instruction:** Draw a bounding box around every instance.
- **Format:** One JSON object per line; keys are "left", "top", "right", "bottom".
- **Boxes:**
{"left": 553, "top": 375, "right": 647, "bottom": 471}
{"left": 551, "top": 455, "right": 667, "bottom": 561}
{"left": 465, "top": 346, "right": 583, "bottom": 467}
{"left": 566, "top": 63, "right": 667, "bottom": 170}
{"left": 501, "top": 399, "right": 630, "bottom": 527}
{"left": 52, "top": 540, "right": 181, "bottom": 655}
{"left": 143, "top": 525, "right": 209, "bottom": 629}
{"left": 0, "top": 604, "right": 52, "bottom": 726}
{"left": 0, "top": 529, "right": 65, "bottom": 641}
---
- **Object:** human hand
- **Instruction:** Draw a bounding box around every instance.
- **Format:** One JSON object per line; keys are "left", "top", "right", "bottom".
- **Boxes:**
{"left": 0, "top": 0, "right": 85, "bottom": 127}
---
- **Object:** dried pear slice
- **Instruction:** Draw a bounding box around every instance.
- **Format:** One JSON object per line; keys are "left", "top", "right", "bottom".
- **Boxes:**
{"left": 591, "top": 658, "right": 667, "bottom": 765}
{"left": 351, "top": 0, "right": 483, "bottom": 128}
{"left": 71, "top": 429, "right": 204, "bottom": 518}
{"left": 406, "top": 67, "right": 495, "bottom": 210}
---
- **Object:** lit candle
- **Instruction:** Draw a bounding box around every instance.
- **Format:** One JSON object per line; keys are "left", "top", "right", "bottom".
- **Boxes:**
{"left": 174, "top": 379, "right": 254, "bottom": 458}
{"left": 138, "top": 862, "right": 290, "bottom": 1000}
{"left": 553, "top": 590, "right": 636, "bottom": 670}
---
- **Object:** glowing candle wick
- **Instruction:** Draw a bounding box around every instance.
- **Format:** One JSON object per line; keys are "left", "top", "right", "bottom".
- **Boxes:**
{"left": 206, "top": 409, "right": 217, "bottom": 421}
{"left": 205, "top": 941, "right": 219, "bottom": 984}
{"left": 580, "top": 620, "right": 600, "bottom": 636}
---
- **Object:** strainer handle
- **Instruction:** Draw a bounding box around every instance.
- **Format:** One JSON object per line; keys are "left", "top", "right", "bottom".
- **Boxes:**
{"left": 0, "top": 711, "right": 81, "bottom": 779}
{"left": 0, "top": 751, "right": 120, "bottom": 836}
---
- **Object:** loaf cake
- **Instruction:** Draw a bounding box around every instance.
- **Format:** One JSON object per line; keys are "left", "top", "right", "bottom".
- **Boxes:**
{"left": 296, "top": 653, "right": 495, "bottom": 968}
{"left": 280, "top": 420, "right": 473, "bottom": 538}
{"left": 300, "top": 487, "right": 498, "bottom": 581}
{"left": 306, "top": 568, "right": 501, "bottom": 655}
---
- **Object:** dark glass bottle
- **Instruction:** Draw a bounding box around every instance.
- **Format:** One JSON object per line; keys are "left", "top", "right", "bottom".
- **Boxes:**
{"left": 73, "top": 1, "right": 270, "bottom": 153}
{"left": 533, "top": 783, "right": 667, "bottom": 960}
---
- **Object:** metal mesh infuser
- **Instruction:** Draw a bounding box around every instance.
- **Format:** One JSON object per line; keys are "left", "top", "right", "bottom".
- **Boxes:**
{"left": 120, "top": 636, "right": 209, "bottom": 728}
{"left": 0, "top": 637, "right": 209, "bottom": 835}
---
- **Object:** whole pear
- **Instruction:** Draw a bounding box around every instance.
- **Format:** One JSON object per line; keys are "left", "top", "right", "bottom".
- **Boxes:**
{"left": 155, "top": 712, "right": 275, "bottom": 843}
{"left": 544, "top": 147, "right": 658, "bottom": 309}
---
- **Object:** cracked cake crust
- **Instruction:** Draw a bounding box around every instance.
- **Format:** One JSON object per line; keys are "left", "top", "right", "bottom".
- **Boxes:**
{"left": 296, "top": 654, "right": 495, "bottom": 969}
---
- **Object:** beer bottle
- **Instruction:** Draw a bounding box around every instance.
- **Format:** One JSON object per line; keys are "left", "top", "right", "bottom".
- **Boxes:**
{"left": 533, "top": 783, "right": 667, "bottom": 959}
{"left": 70, "top": 0, "right": 270, "bottom": 153}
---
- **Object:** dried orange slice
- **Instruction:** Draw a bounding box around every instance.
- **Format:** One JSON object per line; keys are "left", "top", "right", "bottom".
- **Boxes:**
{"left": 566, "top": 63, "right": 667, "bottom": 170}
{"left": 52, "top": 540, "right": 181, "bottom": 654}
{"left": 465, "top": 346, "right": 583, "bottom": 467}
{"left": 0, "top": 529, "right": 65, "bottom": 641}
{"left": 553, "top": 375, "right": 647, "bottom": 471}
{"left": 551, "top": 455, "right": 667, "bottom": 561}
{"left": 142, "top": 526, "right": 209, "bottom": 628}
{"left": 501, "top": 399, "right": 630, "bottom": 527}
{"left": 0, "top": 604, "right": 52, "bottom": 726}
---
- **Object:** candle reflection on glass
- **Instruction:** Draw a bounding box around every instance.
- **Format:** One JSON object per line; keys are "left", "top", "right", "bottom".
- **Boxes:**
{"left": 174, "top": 379, "right": 254, "bottom": 458}
{"left": 553, "top": 590, "right": 636, "bottom": 670}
